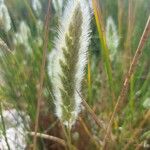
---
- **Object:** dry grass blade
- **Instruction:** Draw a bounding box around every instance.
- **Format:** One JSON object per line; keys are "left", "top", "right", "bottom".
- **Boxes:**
{"left": 118, "top": 0, "right": 124, "bottom": 36}
{"left": 0, "top": 38, "right": 12, "bottom": 53}
{"left": 78, "top": 117, "right": 102, "bottom": 149}
{"left": 59, "top": 123, "right": 78, "bottom": 150}
{"left": 33, "top": 0, "right": 51, "bottom": 149}
{"left": 28, "top": 132, "right": 67, "bottom": 147}
{"left": 102, "top": 15, "right": 150, "bottom": 149}
{"left": 77, "top": 90, "right": 105, "bottom": 130}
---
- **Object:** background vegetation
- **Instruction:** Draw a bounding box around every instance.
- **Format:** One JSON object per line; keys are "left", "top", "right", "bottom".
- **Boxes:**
{"left": 0, "top": 0, "right": 150, "bottom": 149}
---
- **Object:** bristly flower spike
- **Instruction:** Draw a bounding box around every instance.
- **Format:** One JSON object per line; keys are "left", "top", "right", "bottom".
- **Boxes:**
{"left": 0, "top": 0, "right": 11, "bottom": 32}
{"left": 48, "top": 0, "right": 91, "bottom": 128}
{"left": 106, "top": 16, "right": 119, "bottom": 61}
{"left": 52, "top": 0, "right": 63, "bottom": 16}
{"left": 13, "top": 21, "right": 31, "bottom": 54}
{"left": 31, "top": 0, "right": 42, "bottom": 16}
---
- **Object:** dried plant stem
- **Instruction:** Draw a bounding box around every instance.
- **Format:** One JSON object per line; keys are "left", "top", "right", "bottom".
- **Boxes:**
{"left": 60, "top": 123, "right": 77, "bottom": 150}
{"left": 0, "top": 103, "right": 10, "bottom": 150}
{"left": 118, "top": 0, "right": 124, "bottom": 37}
{"left": 0, "top": 38, "right": 12, "bottom": 53}
{"left": 102, "top": 15, "right": 150, "bottom": 149}
{"left": 125, "top": 0, "right": 135, "bottom": 115}
{"left": 28, "top": 132, "right": 67, "bottom": 147}
{"left": 123, "top": 110, "right": 150, "bottom": 150}
{"left": 33, "top": 1, "right": 51, "bottom": 150}
{"left": 77, "top": 91, "right": 105, "bottom": 130}
{"left": 79, "top": 117, "right": 102, "bottom": 149}
{"left": 124, "top": 0, "right": 133, "bottom": 64}
{"left": 66, "top": 126, "right": 72, "bottom": 150}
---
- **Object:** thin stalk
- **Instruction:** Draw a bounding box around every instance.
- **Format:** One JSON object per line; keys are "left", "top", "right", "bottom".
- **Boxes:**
{"left": 43, "top": 120, "right": 59, "bottom": 134}
{"left": 66, "top": 127, "right": 72, "bottom": 150}
{"left": 88, "top": 58, "right": 92, "bottom": 104}
{"left": 0, "top": 38, "right": 12, "bottom": 53}
{"left": 0, "top": 103, "right": 11, "bottom": 150}
{"left": 33, "top": 1, "right": 51, "bottom": 150}
{"left": 28, "top": 132, "right": 67, "bottom": 147}
{"left": 92, "top": 0, "right": 115, "bottom": 100}
{"left": 79, "top": 117, "right": 102, "bottom": 149}
{"left": 77, "top": 90, "right": 105, "bottom": 130}
{"left": 125, "top": 0, "right": 135, "bottom": 116}
{"left": 129, "top": 75, "right": 135, "bottom": 116}
{"left": 124, "top": 0, "right": 133, "bottom": 70}
{"left": 60, "top": 123, "right": 77, "bottom": 150}
{"left": 118, "top": 0, "right": 124, "bottom": 37}
{"left": 102, "top": 15, "right": 150, "bottom": 149}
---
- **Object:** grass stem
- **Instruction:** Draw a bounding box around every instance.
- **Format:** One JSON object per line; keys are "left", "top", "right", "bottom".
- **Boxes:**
{"left": 92, "top": 0, "right": 115, "bottom": 102}
{"left": 28, "top": 131, "right": 67, "bottom": 147}
{"left": 77, "top": 90, "right": 105, "bottom": 130}
{"left": 33, "top": 1, "right": 51, "bottom": 149}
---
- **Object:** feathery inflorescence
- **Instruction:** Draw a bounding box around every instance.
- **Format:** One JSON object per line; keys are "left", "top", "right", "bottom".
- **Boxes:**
{"left": 13, "top": 21, "right": 31, "bottom": 53}
{"left": 35, "top": 20, "right": 43, "bottom": 47}
{"left": 31, "top": 0, "right": 42, "bottom": 16}
{"left": 52, "top": 0, "right": 63, "bottom": 15}
{"left": 48, "top": 0, "right": 91, "bottom": 127}
{"left": 106, "top": 16, "right": 119, "bottom": 61}
{"left": 0, "top": 0, "right": 11, "bottom": 32}
{"left": 143, "top": 98, "right": 150, "bottom": 109}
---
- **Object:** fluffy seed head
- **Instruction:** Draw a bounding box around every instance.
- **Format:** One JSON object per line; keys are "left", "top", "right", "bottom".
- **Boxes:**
{"left": 13, "top": 21, "right": 31, "bottom": 53}
{"left": 106, "top": 16, "right": 119, "bottom": 61}
{"left": 48, "top": 0, "right": 91, "bottom": 127}
{"left": 143, "top": 98, "right": 150, "bottom": 109}
{"left": 52, "top": 0, "right": 63, "bottom": 15}
{"left": 32, "top": 0, "right": 42, "bottom": 16}
{"left": 0, "top": 0, "right": 11, "bottom": 32}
